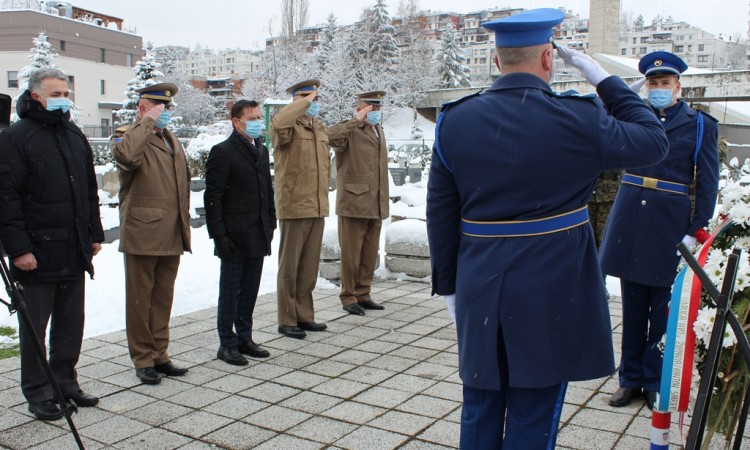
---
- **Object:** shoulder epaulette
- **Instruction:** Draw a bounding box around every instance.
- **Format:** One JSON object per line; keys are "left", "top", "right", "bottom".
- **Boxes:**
{"left": 440, "top": 91, "right": 482, "bottom": 111}
{"left": 111, "top": 125, "right": 130, "bottom": 142}
{"left": 554, "top": 89, "right": 598, "bottom": 99}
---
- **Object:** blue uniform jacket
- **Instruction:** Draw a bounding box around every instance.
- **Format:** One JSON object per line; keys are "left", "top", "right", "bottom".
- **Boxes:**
{"left": 426, "top": 73, "right": 669, "bottom": 390}
{"left": 600, "top": 101, "right": 720, "bottom": 286}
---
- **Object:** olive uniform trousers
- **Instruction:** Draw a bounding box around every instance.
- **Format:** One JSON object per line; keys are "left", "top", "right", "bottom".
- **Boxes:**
{"left": 338, "top": 216, "right": 382, "bottom": 306}
{"left": 277, "top": 218, "right": 324, "bottom": 326}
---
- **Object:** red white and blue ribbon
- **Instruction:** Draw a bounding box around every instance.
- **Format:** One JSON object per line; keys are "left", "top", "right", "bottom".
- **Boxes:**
{"left": 650, "top": 411, "right": 671, "bottom": 450}
{"left": 658, "top": 218, "right": 731, "bottom": 412}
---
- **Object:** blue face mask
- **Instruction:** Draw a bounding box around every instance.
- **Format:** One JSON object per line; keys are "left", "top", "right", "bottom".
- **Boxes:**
{"left": 648, "top": 88, "right": 674, "bottom": 110}
{"left": 305, "top": 101, "right": 320, "bottom": 118}
{"left": 44, "top": 97, "right": 71, "bottom": 114}
{"left": 155, "top": 110, "right": 172, "bottom": 129}
{"left": 366, "top": 111, "right": 381, "bottom": 126}
{"left": 245, "top": 119, "right": 263, "bottom": 138}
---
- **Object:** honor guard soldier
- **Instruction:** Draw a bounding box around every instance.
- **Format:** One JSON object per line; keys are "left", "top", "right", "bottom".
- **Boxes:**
{"left": 327, "top": 91, "right": 389, "bottom": 316}
{"left": 269, "top": 80, "right": 330, "bottom": 339}
{"left": 426, "top": 9, "right": 670, "bottom": 448}
{"left": 112, "top": 82, "right": 192, "bottom": 385}
{"left": 600, "top": 51, "right": 720, "bottom": 410}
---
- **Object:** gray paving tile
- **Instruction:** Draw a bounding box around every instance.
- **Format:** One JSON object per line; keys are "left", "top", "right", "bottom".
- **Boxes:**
{"left": 245, "top": 405, "right": 312, "bottom": 431}
{"left": 166, "top": 386, "right": 230, "bottom": 409}
{"left": 202, "top": 421, "right": 277, "bottom": 449}
{"left": 421, "top": 381, "right": 462, "bottom": 402}
{"left": 79, "top": 414, "right": 151, "bottom": 445}
{"left": 93, "top": 330, "right": 128, "bottom": 344}
{"left": 163, "top": 410, "right": 234, "bottom": 438}
{"left": 27, "top": 434, "right": 107, "bottom": 450}
{"left": 365, "top": 354, "right": 419, "bottom": 372}
{"left": 298, "top": 342, "right": 346, "bottom": 358}
{"left": 398, "top": 439, "right": 453, "bottom": 450}
{"left": 82, "top": 342, "right": 130, "bottom": 360}
{"left": 252, "top": 433, "right": 324, "bottom": 450}
{"left": 340, "top": 366, "right": 397, "bottom": 385}
{"left": 370, "top": 410, "right": 437, "bottom": 436}
{"left": 239, "top": 381, "right": 301, "bottom": 403}
{"left": 123, "top": 400, "right": 193, "bottom": 426}
{"left": 115, "top": 427, "right": 193, "bottom": 449}
{"left": 173, "top": 347, "right": 219, "bottom": 365}
{"left": 130, "top": 378, "right": 196, "bottom": 400}
{"left": 0, "top": 418, "right": 67, "bottom": 448}
{"left": 334, "top": 425, "right": 409, "bottom": 449}
{"left": 202, "top": 395, "right": 270, "bottom": 420}
{"left": 346, "top": 326, "right": 390, "bottom": 340}
{"left": 268, "top": 352, "right": 322, "bottom": 370}
{"left": 287, "top": 416, "right": 358, "bottom": 444}
{"left": 353, "top": 386, "right": 414, "bottom": 409}
{"left": 304, "top": 360, "right": 356, "bottom": 377}
{"left": 99, "top": 368, "right": 143, "bottom": 389}
{"left": 569, "top": 407, "right": 634, "bottom": 433}
{"left": 99, "top": 389, "right": 156, "bottom": 413}
{"left": 174, "top": 365, "right": 231, "bottom": 385}
{"left": 381, "top": 373, "right": 438, "bottom": 394}
{"left": 417, "top": 419, "right": 461, "bottom": 448}
{"left": 0, "top": 387, "right": 26, "bottom": 408}
{"left": 321, "top": 401, "right": 387, "bottom": 424}
{"left": 389, "top": 345, "right": 440, "bottom": 361}
{"left": 312, "top": 378, "right": 370, "bottom": 399}
{"left": 238, "top": 362, "right": 294, "bottom": 380}
{"left": 352, "top": 339, "right": 403, "bottom": 354}
{"left": 61, "top": 405, "right": 115, "bottom": 428}
{"left": 273, "top": 370, "right": 330, "bottom": 390}
{"left": 405, "top": 362, "right": 457, "bottom": 381}
{"left": 557, "top": 424, "right": 619, "bottom": 449}
{"left": 280, "top": 391, "right": 344, "bottom": 415}
{"left": 203, "top": 373, "right": 263, "bottom": 393}
{"left": 396, "top": 395, "right": 460, "bottom": 419}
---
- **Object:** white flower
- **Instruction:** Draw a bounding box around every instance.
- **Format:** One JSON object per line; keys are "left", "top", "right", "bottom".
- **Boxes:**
{"left": 693, "top": 306, "right": 737, "bottom": 348}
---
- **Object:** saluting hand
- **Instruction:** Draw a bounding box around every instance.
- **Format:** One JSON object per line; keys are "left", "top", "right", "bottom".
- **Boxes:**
{"left": 556, "top": 46, "right": 610, "bottom": 87}
{"left": 356, "top": 105, "right": 373, "bottom": 122}
{"left": 629, "top": 77, "right": 647, "bottom": 93}
{"left": 143, "top": 103, "right": 164, "bottom": 121}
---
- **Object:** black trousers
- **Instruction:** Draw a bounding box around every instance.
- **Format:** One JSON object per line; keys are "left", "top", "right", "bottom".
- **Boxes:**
{"left": 217, "top": 255, "right": 264, "bottom": 348}
{"left": 18, "top": 275, "right": 85, "bottom": 403}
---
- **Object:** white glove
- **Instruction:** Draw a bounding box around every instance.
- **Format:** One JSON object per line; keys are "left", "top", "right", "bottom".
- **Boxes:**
{"left": 444, "top": 294, "right": 456, "bottom": 324}
{"left": 677, "top": 234, "right": 697, "bottom": 256}
{"left": 629, "top": 77, "right": 647, "bottom": 93}
{"left": 556, "top": 46, "right": 610, "bottom": 87}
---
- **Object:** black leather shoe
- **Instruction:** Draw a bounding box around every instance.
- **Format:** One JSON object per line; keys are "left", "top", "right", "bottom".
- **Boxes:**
{"left": 343, "top": 303, "right": 366, "bottom": 315}
{"left": 298, "top": 321, "right": 327, "bottom": 332}
{"left": 237, "top": 341, "right": 270, "bottom": 358}
{"left": 135, "top": 367, "right": 163, "bottom": 385}
{"left": 217, "top": 346, "right": 249, "bottom": 365}
{"left": 66, "top": 390, "right": 99, "bottom": 407}
{"left": 609, "top": 387, "right": 641, "bottom": 407}
{"left": 28, "top": 399, "right": 63, "bottom": 421}
{"left": 359, "top": 299, "right": 384, "bottom": 310}
{"left": 645, "top": 391, "right": 657, "bottom": 411}
{"left": 278, "top": 325, "right": 306, "bottom": 339}
{"left": 154, "top": 361, "right": 188, "bottom": 376}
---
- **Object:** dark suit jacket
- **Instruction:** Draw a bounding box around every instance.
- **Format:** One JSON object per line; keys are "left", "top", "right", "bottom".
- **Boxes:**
{"left": 204, "top": 130, "right": 276, "bottom": 257}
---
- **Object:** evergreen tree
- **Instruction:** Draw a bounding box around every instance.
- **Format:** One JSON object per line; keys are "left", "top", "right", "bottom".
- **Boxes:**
{"left": 115, "top": 48, "right": 164, "bottom": 125}
{"left": 368, "top": 0, "right": 400, "bottom": 66}
{"left": 156, "top": 47, "right": 185, "bottom": 85}
{"left": 435, "top": 23, "right": 471, "bottom": 88}
{"left": 314, "top": 14, "right": 338, "bottom": 73}
{"left": 633, "top": 14, "right": 644, "bottom": 31}
{"left": 318, "top": 32, "right": 359, "bottom": 124}
{"left": 18, "top": 31, "right": 57, "bottom": 92}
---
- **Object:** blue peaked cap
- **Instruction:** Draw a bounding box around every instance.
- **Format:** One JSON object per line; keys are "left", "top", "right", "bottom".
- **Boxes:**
{"left": 638, "top": 51, "right": 688, "bottom": 77}
{"left": 482, "top": 8, "right": 565, "bottom": 48}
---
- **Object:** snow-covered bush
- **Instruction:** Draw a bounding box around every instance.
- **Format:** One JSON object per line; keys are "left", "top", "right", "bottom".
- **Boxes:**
{"left": 184, "top": 121, "right": 231, "bottom": 178}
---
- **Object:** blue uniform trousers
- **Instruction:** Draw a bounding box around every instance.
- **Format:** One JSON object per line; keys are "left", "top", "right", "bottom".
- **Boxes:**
{"left": 217, "top": 255, "right": 264, "bottom": 348}
{"left": 618, "top": 279, "right": 670, "bottom": 393}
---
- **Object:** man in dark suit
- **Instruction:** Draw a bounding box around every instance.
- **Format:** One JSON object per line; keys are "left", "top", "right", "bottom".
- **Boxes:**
{"left": 426, "top": 9, "right": 669, "bottom": 448}
{"left": 205, "top": 99, "right": 276, "bottom": 366}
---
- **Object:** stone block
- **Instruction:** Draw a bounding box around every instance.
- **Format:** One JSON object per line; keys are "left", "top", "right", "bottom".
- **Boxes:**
{"left": 385, "top": 240, "right": 430, "bottom": 258}
{"left": 385, "top": 255, "right": 431, "bottom": 278}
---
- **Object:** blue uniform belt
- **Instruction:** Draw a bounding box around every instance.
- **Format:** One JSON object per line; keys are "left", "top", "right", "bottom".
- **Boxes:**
{"left": 621, "top": 174, "right": 689, "bottom": 195}
{"left": 461, "top": 206, "right": 589, "bottom": 238}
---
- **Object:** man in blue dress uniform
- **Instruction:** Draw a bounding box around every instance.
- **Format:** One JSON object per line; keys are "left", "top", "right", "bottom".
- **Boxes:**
{"left": 600, "top": 51, "right": 720, "bottom": 410}
{"left": 426, "top": 9, "right": 670, "bottom": 448}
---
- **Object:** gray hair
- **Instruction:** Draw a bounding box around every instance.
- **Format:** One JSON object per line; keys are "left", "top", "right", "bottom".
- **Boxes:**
{"left": 28, "top": 68, "right": 67, "bottom": 92}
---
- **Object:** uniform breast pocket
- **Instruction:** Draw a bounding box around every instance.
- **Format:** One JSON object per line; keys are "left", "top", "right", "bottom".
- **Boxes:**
{"left": 130, "top": 207, "right": 164, "bottom": 224}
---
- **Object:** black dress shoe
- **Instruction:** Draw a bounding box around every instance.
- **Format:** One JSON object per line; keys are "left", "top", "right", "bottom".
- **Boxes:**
{"left": 343, "top": 303, "right": 366, "bottom": 315}
{"left": 135, "top": 367, "right": 163, "bottom": 385}
{"left": 278, "top": 325, "right": 306, "bottom": 339}
{"left": 238, "top": 341, "right": 270, "bottom": 358}
{"left": 359, "top": 299, "right": 384, "bottom": 310}
{"left": 644, "top": 391, "right": 657, "bottom": 411}
{"left": 28, "top": 399, "right": 63, "bottom": 421}
{"left": 609, "top": 387, "right": 642, "bottom": 407}
{"left": 298, "top": 321, "right": 327, "bottom": 332}
{"left": 66, "top": 390, "right": 99, "bottom": 407}
{"left": 154, "top": 361, "right": 188, "bottom": 376}
{"left": 217, "top": 346, "right": 249, "bottom": 365}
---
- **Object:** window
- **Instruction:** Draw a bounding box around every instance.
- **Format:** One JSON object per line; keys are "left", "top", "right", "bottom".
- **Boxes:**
{"left": 697, "top": 55, "right": 709, "bottom": 62}
{"left": 100, "top": 80, "right": 106, "bottom": 95}
{"left": 100, "top": 48, "right": 105, "bottom": 63}
{"left": 640, "top": 47, "right": 647, "bottom": 54}
{"left": 698, "top": 44, "right": 705, "bottom": 51}
{"left": 7, "top": 71, "right": 18, "bottom": 88}
{"left": 632, "top": 37, "right": 637, "bottom": 44}
{"left": 688, "top": 45, "right": 692, "bottom": 52}
{"left": 674, "top": 45, "right": 683, "bottom": 53}
{"left": 127, "top": 54, "right": 133, "bottom": 66}
{"left": 631, "top": 48, "right": 637, "bottom": 55}
{"left": 621, "top": 48, "right": 627, "bottom": 55}
{"left": 60, "top": 40, "right": 66, "bottom": 51}
{"left": 640, "top": 37, "right": 648, "bottom": 43}
{"left": 676, "top": 35, "right": 684, "bottom": 41}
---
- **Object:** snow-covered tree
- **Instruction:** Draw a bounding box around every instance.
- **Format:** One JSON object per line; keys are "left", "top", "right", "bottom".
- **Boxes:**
{"left": 156, "top": 47, "right": 185, "bottom": 85}
{"left": 318, "top": 32, "right": 359, "bottom": 124}
{"left": 172, "top": 83, "right": 221, "bottom": 128}
{"left": 115, "top": 47, "right": 164, "bottom": 125}
{"left": 435, "top": 23, "right": 471, "bottom": 88}
{"left": 633, "top": 14, "right": 644, "bottom": 31}
{"left": 18, "top": 31, "right": 57, "bottom": 92}
{"left": 366, "top": 0, "right": 400, "bottom": 66}
{"left": 314, "top": 14, "right": 338, "bottom": 73}
{"left": 242, "top": 40, "right": 313, "bottom": 102}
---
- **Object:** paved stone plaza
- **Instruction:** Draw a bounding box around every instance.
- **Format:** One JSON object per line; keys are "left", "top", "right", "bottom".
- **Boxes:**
{"left": 0, "top": 280, "right": 745, "bottom": 449}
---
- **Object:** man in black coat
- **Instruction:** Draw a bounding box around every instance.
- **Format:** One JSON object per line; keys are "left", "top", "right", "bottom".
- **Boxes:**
{"left": 0, "top": 68, "right": 104, "bottom": 420}
{"left": 204, "top": 100, "right": 276, "bottom": 366}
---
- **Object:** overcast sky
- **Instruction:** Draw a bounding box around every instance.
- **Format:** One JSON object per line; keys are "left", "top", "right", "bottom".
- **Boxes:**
{"left": 68, "top": 0, "right": 747, "bottom": 50}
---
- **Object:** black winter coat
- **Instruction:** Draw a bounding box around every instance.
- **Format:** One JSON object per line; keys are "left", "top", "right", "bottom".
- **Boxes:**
{"left": 0, "top": 90, "right": 104, "bottom": 282}
{"left": 204, "top": 131, "right": 276, "bottom": 257}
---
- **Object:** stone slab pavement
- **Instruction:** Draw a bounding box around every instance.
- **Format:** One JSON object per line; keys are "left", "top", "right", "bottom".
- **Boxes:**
{"left": 0, "top": 280, "right": 746, "bottom": 449}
